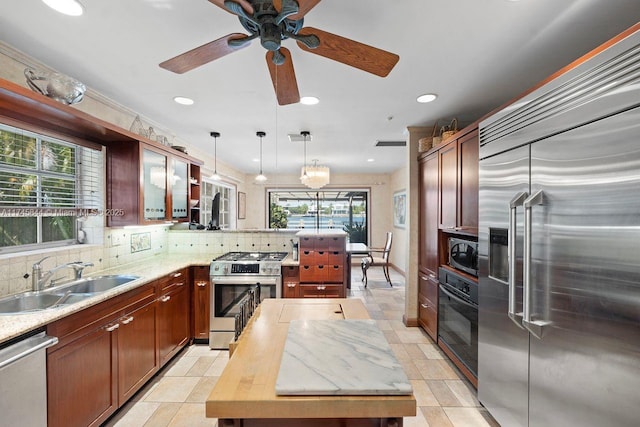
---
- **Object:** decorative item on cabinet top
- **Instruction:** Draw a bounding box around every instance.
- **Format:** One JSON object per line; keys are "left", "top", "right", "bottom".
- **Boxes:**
{"left": 24, "top": 67, "right": 86, "bottom": 105}
{"left": 129, "top": 114, "right": 173, "bottom": 147}
{"left": 419, "top": 119, "right": 441, "bottom": 153}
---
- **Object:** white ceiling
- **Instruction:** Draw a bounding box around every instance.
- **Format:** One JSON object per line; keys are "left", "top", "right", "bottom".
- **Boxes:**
{"left": 1, "top": 0, "right": 639, "bottom": 176}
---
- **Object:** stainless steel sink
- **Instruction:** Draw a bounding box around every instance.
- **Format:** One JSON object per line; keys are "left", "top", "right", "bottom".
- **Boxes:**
{"left": 59, "top": 275, "right": 140, "bottom": 295}
{"left": 0, "top": 292, "right": 69, "bottom": 314}
{"left": 0, "top": 274, "right": 140, "bottom": 314}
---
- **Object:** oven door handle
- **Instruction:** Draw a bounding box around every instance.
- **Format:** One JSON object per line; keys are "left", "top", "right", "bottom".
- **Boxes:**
{"left": 439, "top": 284, "right": 478, "bottom": 309}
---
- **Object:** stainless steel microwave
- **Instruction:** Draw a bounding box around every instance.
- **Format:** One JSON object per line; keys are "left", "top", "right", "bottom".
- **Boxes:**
{"left": 448, "top": 237, "right": 478, "bottom": 276}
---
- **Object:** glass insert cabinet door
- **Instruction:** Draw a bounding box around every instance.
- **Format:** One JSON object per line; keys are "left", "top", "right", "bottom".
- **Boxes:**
{"left": 142, "top": 148, "right": 167, "bottom": 220}
{"left": 172, "top": 158, "right": 188, "bottom": 219}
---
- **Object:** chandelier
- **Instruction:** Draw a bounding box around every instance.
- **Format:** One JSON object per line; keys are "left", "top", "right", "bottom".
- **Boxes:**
{"left": 301, "top": 160, "right": 330, "bottom": 189}
{"left": 299, "top": 131, "right": 330, "bottom": 189}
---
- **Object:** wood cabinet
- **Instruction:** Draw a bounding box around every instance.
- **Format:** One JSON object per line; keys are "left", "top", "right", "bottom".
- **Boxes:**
{"left": 46, "top": 268, "right": 192, "bottom": 427}
{"left": 106, "top": 141, "right": 202, "bottom": 227}
{"left": 282, "top": 265, "right": 300, "bottom": 298}
{"left": 438, "top": 129, "right": 479, "bottom": 234}
{"left": 46, "top": 283, "right": 157, "bottom": 427}
{"left": 192, "top": 265, "right": 210, "bottom": 341}
{"left": 298, "top": 234, "right": 347, "bottom": 298}
{"left": 418, "top": 151, "right": 440, "bottom": 340}
{"left": 157, "top": 269, "right": 190, "bottom": 365}
{"left": 418, "top": 125, "right": 479, "bottom": 341}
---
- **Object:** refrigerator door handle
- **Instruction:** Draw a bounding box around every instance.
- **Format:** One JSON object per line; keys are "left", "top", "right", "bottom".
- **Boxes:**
{"left": 522, "top": 190, "right": 551, "bottom": 339}
{"left": 508, "top": 192, "right": 529, "bottom": 329}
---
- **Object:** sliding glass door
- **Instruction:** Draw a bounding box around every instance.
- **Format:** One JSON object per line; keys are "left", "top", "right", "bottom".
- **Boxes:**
{"left": 268, "top": 189, "right": 369, "bottom": 244}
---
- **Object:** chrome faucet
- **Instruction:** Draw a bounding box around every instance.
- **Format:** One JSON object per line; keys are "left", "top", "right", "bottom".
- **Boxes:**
{"left": 32, "top": 257, "right": 94, "bottom": 291}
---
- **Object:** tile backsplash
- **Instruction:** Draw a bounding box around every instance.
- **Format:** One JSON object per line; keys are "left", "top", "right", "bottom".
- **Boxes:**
{"left": 0, "top": 228, "right": 298, "bottom": 298}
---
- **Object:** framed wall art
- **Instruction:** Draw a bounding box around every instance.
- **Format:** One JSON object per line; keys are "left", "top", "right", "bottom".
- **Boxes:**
{"left": 238, "top": 191, "right": 246, "bottom": 219}
{"left": 393, "top": 190, "right": 406, "bottom": 228}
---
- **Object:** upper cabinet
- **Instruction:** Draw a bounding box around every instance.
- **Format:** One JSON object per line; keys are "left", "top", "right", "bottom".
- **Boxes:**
{"left": 0, "top": 77, "right": 203, "bottom": 227}
{"left": 438, "top": 128, "right": 479, "bottom": 235}
{"left": 107, "top": 142, "right": 202, "bottom": 227}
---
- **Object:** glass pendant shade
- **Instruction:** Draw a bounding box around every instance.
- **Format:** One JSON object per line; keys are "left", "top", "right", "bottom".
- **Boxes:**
{"left": 300, "top": 160, "right": 330, "bottom": 189}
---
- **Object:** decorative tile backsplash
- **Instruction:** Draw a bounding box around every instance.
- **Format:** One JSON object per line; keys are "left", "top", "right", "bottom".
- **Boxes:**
{"left": 0, "top": 228, "right": 298, "bottom": 298}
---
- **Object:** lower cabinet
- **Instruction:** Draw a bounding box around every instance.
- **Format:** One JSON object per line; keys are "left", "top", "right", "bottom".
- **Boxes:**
{"left": 46, "top": 269, "right": 190, "bottom": 427}
{"left": 282, "top": 265, "right": 300, "bottom": 298}
{"left": 157, "top": 269, "right": 190, "bottom": 366}
{"left": 191, "top": 265, "right": 210, "bottom": 341}
{"left": 418, "top": 273, "right": 439, "bottom": 340}
{"left": 47, "top": 323, "right": 118, "bottom": 427}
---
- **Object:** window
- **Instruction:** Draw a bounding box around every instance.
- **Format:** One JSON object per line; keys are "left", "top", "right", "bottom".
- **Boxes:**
{"left": 0, "top": 124, "right": 102, "bottom": 252}
{"left": 268, "top": 189, "right": 369, "bottom": 244}
{"left": 201, "top": 179, "right": 234, "bottom": 229}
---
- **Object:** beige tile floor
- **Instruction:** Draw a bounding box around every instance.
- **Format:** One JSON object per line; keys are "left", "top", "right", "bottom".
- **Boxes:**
{"left": 103, "top": 266, "right": 499, "bottom": 427}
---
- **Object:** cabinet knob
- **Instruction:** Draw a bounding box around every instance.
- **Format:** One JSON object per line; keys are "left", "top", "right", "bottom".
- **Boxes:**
{"left": 105, "top": 323, "right": 119, "bottom": 332}
{"left": 420, "top": 303, "right": 431, "bottom": 309}
{"left": 121, "top": 316, "right": 134, "bottom": 325}
{"left": 160, "top": 295, "right": 171, "bottom": 302}
{"left": 176, "top": 282, "right": 185, "bottom": 287}
{"left": 196, "top": 282, "right": 207, "bottom": 287}
{"left": 171, "top": 272, "right": 183, "bottom": 278}
{"left": 287, "top": 283, "right": 297, "bottom": 288}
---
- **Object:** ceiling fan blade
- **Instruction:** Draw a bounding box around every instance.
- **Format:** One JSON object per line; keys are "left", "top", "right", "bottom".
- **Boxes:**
{"left": 208, "top": 0, "right": 254, "bottom": 15}
{"left": 266, "top": 48, "right": 300, "bottom": 105}
{"left": 273, "top": 0, "right": 321, "bottom": 21}
{"left": 159, "top": 33, "right": 251, "bottom": 74}
{"left": 297, "top": 27, "right": 399, "bottom": 77}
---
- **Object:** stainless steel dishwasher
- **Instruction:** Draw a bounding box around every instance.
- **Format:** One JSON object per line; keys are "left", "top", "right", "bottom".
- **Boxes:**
{"left": 0, "top": 331, "right": 58, "bottom": 427}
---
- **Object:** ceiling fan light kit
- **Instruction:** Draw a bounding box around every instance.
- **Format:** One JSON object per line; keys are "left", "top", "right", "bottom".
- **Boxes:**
{"left": 160, "top": 0, "right": 399, "bottom": 105}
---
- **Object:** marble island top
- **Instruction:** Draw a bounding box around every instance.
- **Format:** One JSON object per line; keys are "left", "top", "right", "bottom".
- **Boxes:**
{"left": 276, "top": 319, "right": 413, "bottom": 396}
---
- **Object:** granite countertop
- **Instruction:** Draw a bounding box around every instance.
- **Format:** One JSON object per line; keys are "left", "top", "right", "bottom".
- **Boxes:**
{"left": 0, "top": 254, "right": 212, "bottom": 345}
{"left": 276, "top": 319, "right": 413, "bottom": 396}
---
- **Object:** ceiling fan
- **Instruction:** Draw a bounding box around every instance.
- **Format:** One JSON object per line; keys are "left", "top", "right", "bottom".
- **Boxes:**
{"left": 159, "top": 0, "right": 400, "bottom": 105}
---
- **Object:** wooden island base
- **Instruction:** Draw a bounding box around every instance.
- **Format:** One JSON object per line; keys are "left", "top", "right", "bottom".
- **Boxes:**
{"left": 206, "top": 299, "right": 416, "bottom": 426}
{"left": 219, "top": 417, "right": 403, "bottom": 426}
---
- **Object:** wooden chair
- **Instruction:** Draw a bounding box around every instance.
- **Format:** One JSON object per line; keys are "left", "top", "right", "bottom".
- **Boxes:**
{"left": 361, "top": 232, "right": 393, "bottom": 287}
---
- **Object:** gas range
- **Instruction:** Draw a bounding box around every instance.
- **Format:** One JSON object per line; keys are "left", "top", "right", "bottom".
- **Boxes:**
{"left": 210, "top": 251, "right": 288, "bottom": 276}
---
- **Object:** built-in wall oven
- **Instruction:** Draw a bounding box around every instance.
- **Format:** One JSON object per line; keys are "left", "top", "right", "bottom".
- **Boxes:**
{"left": 209, "top": 252, "right": 286, "bottom": 349}
{"left": 438, "top": 267, "right": 478, "bottom": 379}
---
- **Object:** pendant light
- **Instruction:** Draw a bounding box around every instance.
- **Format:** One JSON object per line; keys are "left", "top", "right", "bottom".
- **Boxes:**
{"left": 255, "top": 131, "right": 267, "bottom": 182}
{"left": 299, "top": 131, "right": 310, "bottom": 185}
{"left": 210, "top": 131, "right": 221, "bottom": 180}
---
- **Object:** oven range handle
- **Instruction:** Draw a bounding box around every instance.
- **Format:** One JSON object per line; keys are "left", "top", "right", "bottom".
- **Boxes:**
{"left": 439, "top": 284, "right": 478, "bottom": 309}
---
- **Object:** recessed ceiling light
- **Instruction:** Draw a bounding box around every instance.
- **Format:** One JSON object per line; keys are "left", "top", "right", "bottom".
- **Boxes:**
{"left": 252, "top": 158, "right": 260, "bottom": 162}
{"left": 42, "top": 0, "right": 84, "bottom": 16}
{"left": 417, "top": 93, "right": 438, "bottom": 103}
{"left": 367, "top": 158, "right": 375, "bottom": 162}
{"left": 300, "top": 96, "right": 319, "bottom": 105}
{"left": 173, "top": 96, "right": 194, "bottom": 105}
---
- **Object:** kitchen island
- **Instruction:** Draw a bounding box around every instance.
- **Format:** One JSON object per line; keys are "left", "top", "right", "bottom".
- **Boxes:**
{"left": 206, "top": 298, "right": 416, "bottom": 426}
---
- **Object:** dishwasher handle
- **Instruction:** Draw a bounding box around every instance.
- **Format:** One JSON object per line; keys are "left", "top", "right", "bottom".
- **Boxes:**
{"left": 0, "top": 332, "right": 58, "bottom": 370}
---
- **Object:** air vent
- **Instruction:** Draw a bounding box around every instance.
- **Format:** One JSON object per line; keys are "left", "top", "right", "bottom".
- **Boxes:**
{"left": 375, "top": 140, "right": 406, "bottom": 147}
{"left": 288, "top": 133, "right": 313, "bottom": 142}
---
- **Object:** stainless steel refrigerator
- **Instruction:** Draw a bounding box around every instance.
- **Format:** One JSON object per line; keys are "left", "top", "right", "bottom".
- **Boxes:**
{"left": 478, "top": 25, "right": 640, "bottom": 427}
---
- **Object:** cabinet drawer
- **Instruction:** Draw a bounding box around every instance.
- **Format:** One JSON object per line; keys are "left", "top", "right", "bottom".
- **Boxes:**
{"left": 299, "top": 265, "right": 328, "bottom": 282}
{"left": 316, "top": 236, "right": 344, "bottom": 251}
{"left": 282, "top": 265, "right": 299, "bottom": 278}
{"left": 328, "top": 251, "right": 344, "bottom": 265}
{"left": 418, "top": 273, "right": 439, "bottom": 306}
{"left": 326, "top": 265, "right": 344, "bottom": 283}
{"left": 299, "top": 284, "right": 343, "bottom": 298}
{"left": 418, "top": 294, "right": 437, "bottom": 340}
